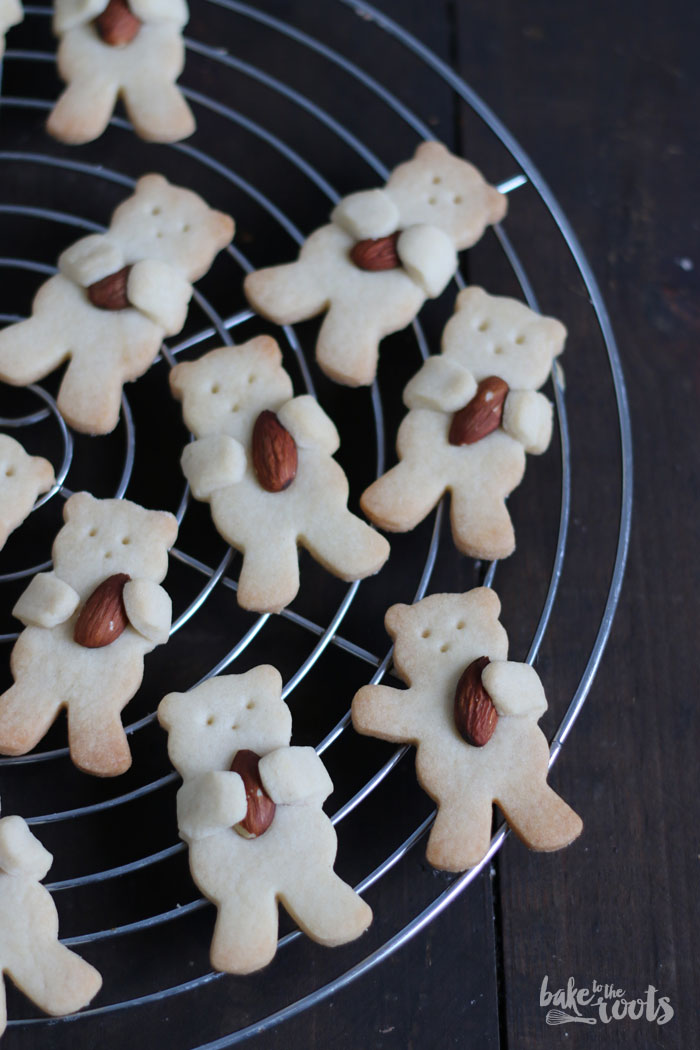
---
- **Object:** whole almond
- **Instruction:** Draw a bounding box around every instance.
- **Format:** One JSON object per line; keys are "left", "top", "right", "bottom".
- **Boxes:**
{"left": 453, "top": 656, "right": 499, "bottom": 747}
{"left": 448, "top": 376, "right": 509, "bottom": 446}
{"left": 252, "top": 410, "right": 298, "bottom": 493}
{"left": 231, "top": 749, "right": 276, "bottom": 838}
{"left": 95, "top": 0, "right": 142, "bottom": 46}
{"left": 87, "top": 266, "right": 132, "bottom": 311}
{"left": 350, "top": 232, "right": 401, "bottom": 271}
{"left": 74, "top": 573, "right": 131, "bottom": 648}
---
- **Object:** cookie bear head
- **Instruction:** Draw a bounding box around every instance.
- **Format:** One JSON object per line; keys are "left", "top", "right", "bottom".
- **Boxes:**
{"left": 385, "top": 588, "right": 509, "bottom": 685}
{"left": 386, "top": 142, "right": 507, "bottom": 251}
{"left": 110, "top": 174, "right": 234, "bottom": 282}
{"left": 169, "top": 336, "right": 294, "bottom": 442}
{"left": 54, "top": 493, "right": 178, "bottom": 596}
{"left": 442, "top": 287, "right": 567, "bottom": 390}
{"left": 158, "top": 667, "right": 293, "bottom": 779}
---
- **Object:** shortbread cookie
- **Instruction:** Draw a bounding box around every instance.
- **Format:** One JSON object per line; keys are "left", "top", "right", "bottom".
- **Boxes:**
{"left": 169, "top": 336, "right": 390, "bottom": 613}
{"left": 0, "top": 0, "right": 22, "bottom": 57}
{"left": 0, "top": 174, "right": 234, "bottom": 434}
{"left": 47, "top": 0, "right": 194, "bottom": 144}
{"left": 361, "top": 287, "right": 566, "bottom": 560}
{"left": 0, "top": 492, "right": 178, "bottom": 776}
{"left": 244, "top": 141, "right": 506, "bottom": 386}
{"left": 0, "top": 434, "right": 54, "bottom": 551}
{"left": 352, "top": 588, "right": 582, "bottom": 871}
{"left": 158, "top": 668, "right": 372, "bottom": 974}
{"left": 0, "top": 811, "right": 102, "bottom": 1033}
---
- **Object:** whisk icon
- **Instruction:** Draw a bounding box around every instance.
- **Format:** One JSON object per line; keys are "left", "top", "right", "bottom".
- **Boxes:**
{"left": 546, "top": 1008, "right": 597, "bottom": 1025}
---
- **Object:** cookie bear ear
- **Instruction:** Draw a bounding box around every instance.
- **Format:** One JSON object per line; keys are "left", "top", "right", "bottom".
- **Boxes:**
{"left": 385, "top": 603, "right": 411, "bottom": 638}
{"left": 135, "top": 173, "right": 169, "bottom": 195}
{"left": 413, "top": 140, "right": 449, "bottom": 164}
{"left": 467, "top": 586, "right": 502, "bottom": 621}
{"left": 146, "top": 510, "right": 178, "bottom": 549}
{"left": 169, "top": 360, "right": 196, "bottom": 399}
{"left": 63, "top": 491, "right": 97, "bottom": 522}
{"left": 157, "top": 691, "right": 185, "bottom": 731}
{"left": 487, "top": 185, "right": 508, "bottom": 224}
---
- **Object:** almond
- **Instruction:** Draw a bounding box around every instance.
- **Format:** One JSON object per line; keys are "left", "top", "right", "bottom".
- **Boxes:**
{"left": 448, "top": 376, "right": 509, "bottom": 446}
{"left": 231, "top": 749, "right": 276, "bottom": 838}
{"left": 94, "top": 0, "right": 142, "bottom": 46}
{"left": 252, "top": 410, "right": 298, "bottom": 493}
{"left": 453, "top": 656, "right": 499, "bottom": 747}
{"left": 74, "top": 573, "right": 131, "bottom": 649}
{"left": 87, "top": 266, "right": 132, "bottom": 311}
{"left": 350, "top": 232, "right": 400, "bottom": 271}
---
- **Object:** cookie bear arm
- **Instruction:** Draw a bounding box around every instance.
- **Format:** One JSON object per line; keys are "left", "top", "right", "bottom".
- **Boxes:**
{"left": 53, "top": 0, "right": 105, "bottom": 33}
{"left": 396, "top": 224, "right": 457, "bottom": 298}
{"left": 481, "top": 660, "right": 548, "bottom": 718}
{"left": 277, "top": 396, "right": 339, "bottom": 455}
{"left": 330, "top": 189, "right": 400, "bottom": 239}
{"left": 352, "top": 683, "right": 420, "bottom": 743}
{"left": 12, "top": 572, "right": 80, "bottom": 629}
{"left": 122, "top": 578, "right": 172, "bottom": 645}
{"left": 126, "top": 260, "right": 192, "bottom": 334}
{"left": 181, "top": 435, "right": 247, "bottom": 500}
{"left": 502, "top": 390, "right": 553, "bottom": 454}
{"left": 402, "top": 356, "right": 477, "bottom": 412}
{"left": 176, "top": 772, "right": 247, "bottom": 841}
{"left": 258, "top": 747, "right": 333, "bottom": 806}
{"left": 131, "top": 0, "right": 188, "bottom": 24}
{"left": 58, "top": 234, "right": 125, "bottom": 287}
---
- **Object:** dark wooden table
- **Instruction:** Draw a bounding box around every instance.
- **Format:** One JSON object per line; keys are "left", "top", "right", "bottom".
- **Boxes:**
{"left": 0, "top": 1, "right": 696, "bottom": 1047}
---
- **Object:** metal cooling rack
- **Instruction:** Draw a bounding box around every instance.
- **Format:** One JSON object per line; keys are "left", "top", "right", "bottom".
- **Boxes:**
{"left": 0, "top": 1, "right": 632, "bottom": 1046}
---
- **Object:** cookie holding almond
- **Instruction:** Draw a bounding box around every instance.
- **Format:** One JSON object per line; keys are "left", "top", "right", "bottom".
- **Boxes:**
{"left": 169, "top": 335, "right": 390, "bottom": 613}
{"left": 352, "top": 588, "right": 582, "bottom": 871}
{"left": 0, "top": 493, "right": 178, "bottom": 776}
{"left": 244, "top": 141, "right": 506, "bottom": 387}
{"left": 361, "top": 287, "right": 566, "bottom": 560}
{"left": 158, "top": 668, "right": 373, "bottom": 974}
{"left": 47, "top": 0, "right": 194, "bottom": 144}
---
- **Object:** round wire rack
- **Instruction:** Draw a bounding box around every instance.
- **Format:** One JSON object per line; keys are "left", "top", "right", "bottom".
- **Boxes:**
{"left": 0, "top": 1, "right": 632, "bottom": 1046}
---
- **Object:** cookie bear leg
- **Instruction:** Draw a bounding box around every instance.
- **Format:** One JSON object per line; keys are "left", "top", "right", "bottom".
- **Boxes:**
{"left": 497, "top": 784, "right": 583, "bottom": 852}
{"left": 281, "top": 872, "right": 371, "bottom": 947}
{"left": 449, "top": 484, "right": 516, "bottom": 561}
{"left": 57, "top": 355, "right": 125, "bottom": 435}
{"left": 67, "top": 704, "right": 132, "bottom": 777}
{"left": 237, "top": 534, "right": 300, "bottom": 613}
{"left": 121, "top": 76, "right": 195, "bottom": 143}
{"left": 47, "top": 78, "right": 119, "bottom": 145}
{"left": 315, "top": 303, "right": 382, "bottom": 387}
{"left": 6, "top": 940, "right": 101, "bottom": 1017}
{"left": 244, "top": 264, "right": 330, "bottom": 326}
{"left": 300, "top": 509, "right": 389, "bottom": 581}
{"left": 210, "top": 892, "right": 278, "bottom": 974}
{"left": 0, "top": 683, "right": 60, "bottom": 756}
{"left": 425, "top": 795, "right": 493, "bottom": 872}
{"left": 361, "top": 460, "right": 447, "bottom": 533}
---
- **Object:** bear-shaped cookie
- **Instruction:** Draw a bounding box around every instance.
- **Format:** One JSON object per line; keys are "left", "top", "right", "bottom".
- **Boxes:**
{"left": 47, "top": 0, "right": 194, "bottom": 144}
{"left": 361, "top": 287, "right": 567, "bottom": 560}
{"left": 169, "top": 335, "right": 390, "bottom": 613}
{"left": 0, "top": 811, "right": 102, "bottom": 1034}
{"left": 0, "top": 0, "right": 22, "bottom": 58}
{"left": 352, "top": 588, "right": 582, "bottom": 871}
{"left": 0, "top": 492, "right": 178, "bottom": 776}
{"left": 0, "top": 174, "right": 234, "bottom": 434}
{"left": 158, "top": 668, "right": 372, "bottom": 974}
{"left": 0, "top": 434, "right": 54, "bottom": 551}
{"left": 244, "top": 141, "right": 506, "bottom": 387}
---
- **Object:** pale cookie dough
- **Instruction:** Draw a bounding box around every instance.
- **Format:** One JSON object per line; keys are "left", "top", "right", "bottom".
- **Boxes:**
{"left": 47, "top": 0, "right": 194, "bottom": 144}
{"left": 0, "top": 0, "right": 22, "bottom": 58}
{"left": 169, "top": 335, "right": 390, "bottom": 613}
{"left": 0, "top": 810, "right": 102, "bottom": 1034}
{"left": 352, "top": 588, "right": 582, "bottom": 871}
{"left": 361, "top": 287, "right": 567, "bottom": 560}
{"left": 0, "top": 174, "right": 234, "bottom": 434}
{"left": 244, "top": 141, "right": 506, "bottom": 386}
{"left": 0, "top": 492, "right": 178, "bottom": 776}
{"left": 0, "top": 434, "right": 54, "bottom": 551}
{"left": 158, "top": 668, "right": 373, "bottom": 974}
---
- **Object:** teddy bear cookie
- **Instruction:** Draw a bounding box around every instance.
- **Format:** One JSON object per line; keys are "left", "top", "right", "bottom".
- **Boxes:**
{"left": 352, "top": 588, "right": 582, "bottom": 871}
{"left": 0, "top": 0, "right": 22, "bottom": 58}
{"left": 158, "top": 667, "right": 373, "bottom": 974}
{"left": 361, "top": 287, "right": 567, "bottom": 560}
{"left": 0, "top": 810, "right": 102, "bottom": 1033}
{"left": 169, "top": 335, "right": 390, "bottom": 613}
{"left": 47, "top": 0, "right": 194, "bottom": 144}
{"left": 0, "top": 492, "right": 178, "bottom": 776}
{"left": 244, "top": 141, "right": 506, "bottom": 387}
{"left": 0, "top": 174, "right": 234, "bottom": 435}
{"left": 0, "top": 434, "right": 54, "bottom": 551}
